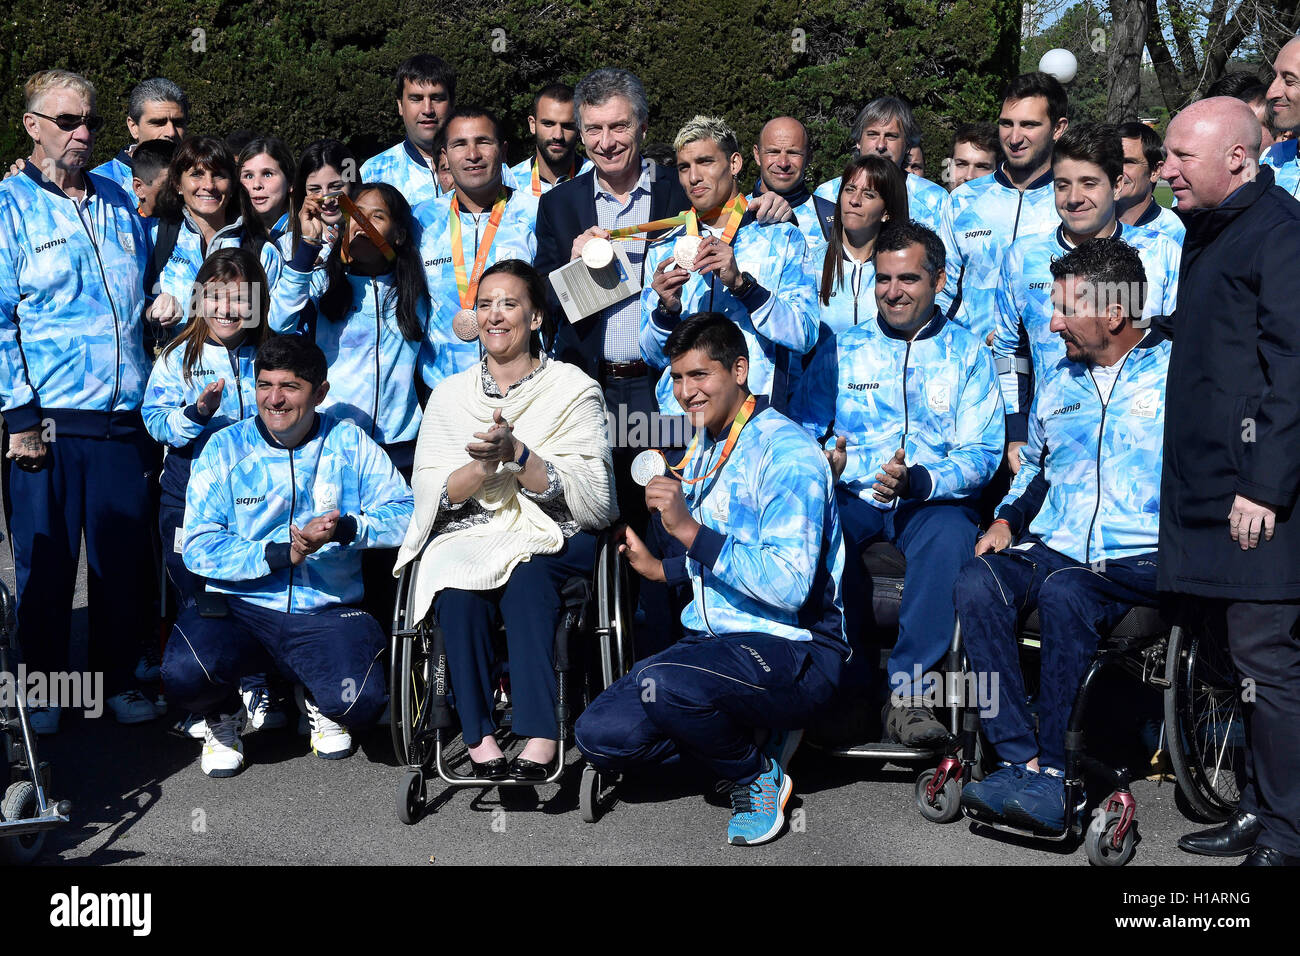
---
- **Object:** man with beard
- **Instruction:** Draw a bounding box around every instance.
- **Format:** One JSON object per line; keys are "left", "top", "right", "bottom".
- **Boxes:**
{"left": 505, "top": 84, "right": 592, "bottom": 197}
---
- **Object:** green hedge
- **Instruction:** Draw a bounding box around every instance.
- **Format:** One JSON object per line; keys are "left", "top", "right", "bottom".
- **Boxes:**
{"left": 2, "top": 0, "right": 1020, "bottom": 188}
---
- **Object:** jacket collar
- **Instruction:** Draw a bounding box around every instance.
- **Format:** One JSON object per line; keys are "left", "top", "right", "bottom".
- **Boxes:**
{"left": 1054, "top": 220, "right": 1122, "bottom": 250}
{"left": 1130, "top": 196, "right": 1162, "bottom": 228}
{"left": 1178, "top": 166, "right": 1275, "bottom": 239}
{"left": 993, "top": 162, "right": 1054, "bottom": 192}
{"left": 750, "top": 177, "right": 812, "bottom": 208}
{"left": 402, "top": 138, "right": 432, "bottom": 169}
{"left": 875, "top": 305, "right": 946, "bottom": 342}
{"left": 21, "top": 159, "right": 96, "bottom": 200}
{"left": 701, "top": 393, "right": 770, "bottom": 444}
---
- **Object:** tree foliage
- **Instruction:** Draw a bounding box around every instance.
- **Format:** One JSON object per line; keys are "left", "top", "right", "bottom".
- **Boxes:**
{"left": 1, "top": 0, "right": 1020, "bottom": 186}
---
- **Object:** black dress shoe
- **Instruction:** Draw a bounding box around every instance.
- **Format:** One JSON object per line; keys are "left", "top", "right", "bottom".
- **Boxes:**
{"left": 508, "top": 756, "right": 552, "bottom": 781}
{"left": 1241, "top": 844, "right": 1300, "bottom": 866}
{"left": 1177, "top": 811, "right": 1261, "bottom": 857}
{"left": 469, "top": 756, "right": 509, "bottom": 780}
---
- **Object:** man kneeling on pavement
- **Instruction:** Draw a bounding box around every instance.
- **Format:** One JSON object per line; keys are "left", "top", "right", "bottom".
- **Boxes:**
{"left": 955, "top": 238, "right": 1167, "bottom": 832}
{"left": 161, "top": 336, "right": 414, "bottom": 777}
{"left": 790, "top": 221, "right": 1003, "bottom": 747}
{"left": 575, "top": 312, "right": 848, "bottom": 846}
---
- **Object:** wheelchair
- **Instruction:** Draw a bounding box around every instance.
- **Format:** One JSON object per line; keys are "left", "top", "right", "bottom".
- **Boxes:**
{"left": 915, "top": 602, "right": 1244, "bottom": 866}
{"left": 0, "top": 569, "right": 73, "bottom": 863}
{"left": 388, "top": 529, "right": 635, "bottom": 824}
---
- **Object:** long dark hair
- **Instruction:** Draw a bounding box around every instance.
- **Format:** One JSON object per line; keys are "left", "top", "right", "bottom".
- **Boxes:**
{"left": 159, "top": 247, "right": 271, "bottom": 383}
{"left": 238, "top": 136, "right": 297, "bottom": 228}
{"left": 477, "top": 258, "right": 553, "bottom": 358}
{"left": 153, "top": 135, "right": 270, "bottom": 247}
{"left": 820, "top": 154, "right": 908, "bottom": 306}
{"left": 317, "top": 182, "right": 427, "bottom": 342}
{"left": 289, "top": 139, "right": 357, "bottom": 255}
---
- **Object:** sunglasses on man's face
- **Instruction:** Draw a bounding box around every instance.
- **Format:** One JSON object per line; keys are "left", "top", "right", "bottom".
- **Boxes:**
{"left": 30, "top": 111, "right": 104, "bottom": 133}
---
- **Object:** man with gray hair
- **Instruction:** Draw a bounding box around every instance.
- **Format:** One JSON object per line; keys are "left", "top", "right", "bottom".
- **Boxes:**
{"left": 90, "top": 77, "right": 188, "bottom": 194}
{"left": 1158, "top": 96, "right": 1300, "bottom": 866}
{"left": 814, "top": 96, "right": 951, "bottom": 241}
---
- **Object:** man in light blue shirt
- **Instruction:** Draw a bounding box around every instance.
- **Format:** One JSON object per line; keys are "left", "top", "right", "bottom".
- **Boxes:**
{"left": 360, "top": 55, "right": 456, "bottom": 208}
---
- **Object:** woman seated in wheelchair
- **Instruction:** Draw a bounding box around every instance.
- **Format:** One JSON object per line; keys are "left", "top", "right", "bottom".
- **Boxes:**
{"left": 395, "top": 259, "right": 617, "bottom": 781}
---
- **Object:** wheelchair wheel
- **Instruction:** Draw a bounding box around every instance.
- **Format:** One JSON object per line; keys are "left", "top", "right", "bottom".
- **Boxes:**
{"left": 914, "top": 768, "right": 962, "bottom": 824}
{"left": 396, "top": 769, "right": 425, "bottom": 826}
{"left": 579, "top": 764, "right": 601, "bottom": 823}
{"left": 0, "top": 781, "right": 45, "bottom": 865}
{"left": 1163, "top": 625, "right": 1243, "bottom": 822}
{"left": 1084, "top": 807, "right": 1136, "bottom": 867}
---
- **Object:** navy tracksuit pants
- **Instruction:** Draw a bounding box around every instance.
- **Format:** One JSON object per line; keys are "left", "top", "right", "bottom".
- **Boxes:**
{"left": 5, "top": 428, "right": 155, "bottom": 697}
{"left": 159, "top": 499, "right": 202, "bottom": 609}
{"left": 575, "top": 631, "right": 843, "bottom": 785}
{"left": 434, "top": 532, "right": 598, "bottom": 744}
{"left": 952, "top": 541, "right": 1159, "bottom": 772}
{"left": 838, "top": 489, "right": 979, "bottom": 696}
{"left": 161, "top": 597, "right": 388, "bottom": 726}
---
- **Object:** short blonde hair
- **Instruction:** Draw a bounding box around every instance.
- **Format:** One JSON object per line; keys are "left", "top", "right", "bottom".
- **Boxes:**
{"left": 673, "top": 115, "right": 740, "bottom": 157}
{"left": 24, "top": 70, "right": 96, "bottom": 113}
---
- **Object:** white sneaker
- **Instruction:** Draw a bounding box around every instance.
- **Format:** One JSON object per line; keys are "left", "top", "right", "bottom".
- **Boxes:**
{"left": 27, "top": 705, "right": 62, "bottom": 735}
{"left": 200, "top": 713, "right": 245, "bottom": 777}
{"left": 173, "top": 713, "right": 207, "bottom": 739}
{"left": 304, "top": 695, "right": 352, "bottom": 760}
{"left": 240, "top": 675, "right": 287, "bottom": 732}
{"left": 107, "top": 689, "right": 159, "bottom": 724}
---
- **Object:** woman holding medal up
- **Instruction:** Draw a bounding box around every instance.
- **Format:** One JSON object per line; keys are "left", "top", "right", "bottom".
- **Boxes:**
{"left": 395, "top": 260, "right": 617, "bottom": 781}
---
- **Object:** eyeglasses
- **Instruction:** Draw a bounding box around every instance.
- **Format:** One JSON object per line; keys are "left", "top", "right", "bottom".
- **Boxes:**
{"left": 29, "top": 111, "right": 103, "bottom": 133}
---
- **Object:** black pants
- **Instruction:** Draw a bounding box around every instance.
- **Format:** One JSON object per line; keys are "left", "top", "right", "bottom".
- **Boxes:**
{"left": 1203, "top": 598, "right": 1300, "bottom": 856}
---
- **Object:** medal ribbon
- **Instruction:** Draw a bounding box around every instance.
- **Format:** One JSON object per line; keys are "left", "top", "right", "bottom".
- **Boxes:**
{"left": 530, "top": 157, "right": 578, "bottom": 197}
{"left": 667, "top": 393, "right": 757, "bottom": 485}
{"left": 683, "top": 194, "right": 748, "bottom": 245}
{"left": 334, "top": 192, "right": 397, "bottom": 264}
{"left": 450, "top": 191, "right": 508, "bottom": 310}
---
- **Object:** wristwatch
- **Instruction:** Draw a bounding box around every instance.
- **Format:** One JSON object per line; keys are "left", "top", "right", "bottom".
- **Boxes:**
{"left": 502, "top": 443, "right": 530, "bottom": 474}
{"left": 731, "top": 271, "right": 756, "bottom": 297}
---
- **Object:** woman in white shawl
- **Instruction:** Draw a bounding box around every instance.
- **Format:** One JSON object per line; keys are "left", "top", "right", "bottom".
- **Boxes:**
{"left": 395, "top": 260, "right": 617, "bottom": 781}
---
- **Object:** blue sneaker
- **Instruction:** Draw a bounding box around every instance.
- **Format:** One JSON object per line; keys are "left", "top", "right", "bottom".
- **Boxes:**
{"left": 960, "top": 762, "right": 1030, "bottom": 819}
{"left": 1002, "top": 767, "right": 1084, "bottom": 834}
{"left": 726, "top": 758, "right": 793, "bottom": 846}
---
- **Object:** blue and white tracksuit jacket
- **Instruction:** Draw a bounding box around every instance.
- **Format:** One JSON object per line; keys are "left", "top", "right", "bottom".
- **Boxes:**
{"left": 1129, "top": 197, "right": 1185, "bottom": 244}
{"left": 276, "top": 243, "right": 434, "bottom": 448}
{"left": 413, "top": 188, "right": 538, "bottom": 388}
{"left": 0, "top": 164, "right": 150, "bottom": 435}
{"left": 143, "top": 339, "right": 259, "bottom": 504}
{"left": 785, "top": 240, "right": 879, "bottom": 402}
{"left": 183, "top": 411, "right": 414, "bottom": 613}
{"left": 789, "top": 309, "right": 1004, "bottom": 508}
{"left": 997, "top": 331, "right": 1169, "bottom": 565}
{"left": 91, "top": 150, "right": 134, "bottom": 193}
{"left": 993, "top": 223, "right": 1180, "bottom": 441}
{"left": 155, "top": 211, "right": 292, "bottom": 331}
{"left": 360, "top": 139, "right": 448, "bottom": 208}
{"left": 640, "top": 217, "right": 818, "bottom": 413}
{"left": 504, "top": 155, "right": 594, "bottom": 196}
{"left": 748, "top": 184, "right": 832, "bottom": 248}
{"left": 1263, "top": 138, "right": 1300, "bottom": 197}
{"left": 661, "top": 397, "right": 848, "bottom": 657}
{"left": 941, "top": 166, "right": 1059, "bottom": 339}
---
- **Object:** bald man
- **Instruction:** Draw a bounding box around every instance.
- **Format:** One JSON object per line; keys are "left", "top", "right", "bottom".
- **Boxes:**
{"left": 748, "top": 117, "right": 832, "bottom": 247}
{"left": 1263, "top": 37, "right": 1300, "bottom": 196}
{"left": 1159, "top": 96, "right": 1300, "bottom": 866}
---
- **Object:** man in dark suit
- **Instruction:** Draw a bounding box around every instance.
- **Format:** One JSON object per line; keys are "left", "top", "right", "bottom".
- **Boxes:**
{"left": 1159, "top": 96, "right": 1300, "bottom": 866}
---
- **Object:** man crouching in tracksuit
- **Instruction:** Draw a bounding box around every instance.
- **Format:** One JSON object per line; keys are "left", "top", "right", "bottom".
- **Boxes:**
{"left": 575, "top": 312, "right": 849, "bottom": 847}
{"left": 955, "top": 238, "right": 1167, "bottom": 832}
{"left": 161, "top": 336, "right": 414, "bottom": 777}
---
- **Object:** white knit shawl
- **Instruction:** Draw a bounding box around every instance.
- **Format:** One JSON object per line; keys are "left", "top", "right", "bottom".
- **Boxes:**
{"left": 394, "top": 359, "right": 617, "bottom": 623}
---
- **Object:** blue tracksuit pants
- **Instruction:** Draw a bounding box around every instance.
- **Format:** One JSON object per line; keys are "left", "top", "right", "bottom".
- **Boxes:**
{"left": 952, "top": 541, "right": 1159, "bottom": 771}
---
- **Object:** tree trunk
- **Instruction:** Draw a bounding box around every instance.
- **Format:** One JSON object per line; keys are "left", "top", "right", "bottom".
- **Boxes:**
{"left": 1106, "top": 0, "right": 1151, "bottom": 121}
{"left": 1146, "top": 0, "right": 1187, "bottom": 112}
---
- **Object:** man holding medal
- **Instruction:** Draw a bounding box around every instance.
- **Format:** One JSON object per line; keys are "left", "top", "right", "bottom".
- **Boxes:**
{"left": 413, "top": 107, "right": 539, "bottom": 388}
{"left": 574, "top": 312, "right": 847, "bottom": 847}
{"left": 504, "top": 84, "right": 593, "bottom": 198}
{"left": 640, "top": 115, "right": 819, "bottom": 416}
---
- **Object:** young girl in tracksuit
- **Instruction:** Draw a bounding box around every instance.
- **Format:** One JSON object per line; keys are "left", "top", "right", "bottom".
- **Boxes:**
{"left": 238, "top": 137, "right": 296, "bottom": 246}
{"left": 142, "top": 247, "right": 281, "bottom": 734}
{"left": 280, "top": 139, "right": 356, "bottom": 264}
{"left": 279, "top": 180, "right": 432, "bottom": 618}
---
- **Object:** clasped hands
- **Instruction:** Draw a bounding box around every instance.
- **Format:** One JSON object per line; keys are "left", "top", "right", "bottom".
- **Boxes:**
{"left": 465, "top": 408, "right": 521, "bottom": 475}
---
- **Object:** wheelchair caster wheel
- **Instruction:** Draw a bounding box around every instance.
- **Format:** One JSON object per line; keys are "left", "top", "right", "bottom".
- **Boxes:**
{"left": 914, "top": 768, "right": 962, "bottom": 824}
{"left": 397, "top": 770, "right": 425, "bottom": 826}
{"left": 0, "top": 781, "right": 45, "bottom": 865}
{"left": 1085, "top": 807, "right": 1136, "bottom": 866}
{"left": 579, "top": 764, "right": 602, "bottom": 823}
